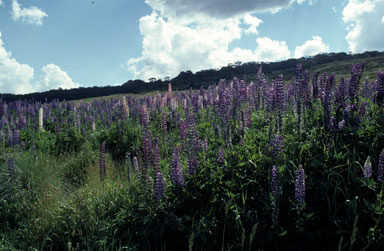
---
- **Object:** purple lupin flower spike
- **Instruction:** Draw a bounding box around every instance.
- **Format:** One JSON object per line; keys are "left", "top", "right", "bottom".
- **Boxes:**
{"left": 338, "top": 120, "right": 345, "bottom": 130}
{"left": 187, "top": 111, "right": 199, "bottom": 153}
{"left": 170, "top": 146, "right": 184, "bottom": 186}
{"left": 13, "top": 130, "right": 19, "bottom": 147}
{"left": 200, "top": 139, "right": 208, "bottom": 152}
{"left": 295, "top": 165, "right": 305, "bottom": 207}
{"left": 187, "top": 153, "right": 198, "bottom": 175}
{"left": 140, "top": 105, "right": 150, "bottom": 129}
{"left": 99, "top": 142, "right": 106, "bottom": 182}
{"left": 272, "top": 165, "right": 280, "bottom": 200}
{"left": 348, "top": 62, "right": 365, "bottom": 104}
{"left": 142, "top": 128, "right": 152, "bottom": 175}
{"left": 217, "top": 148, "right": 224, "bottom": 164}
{"left": 363, "top": 156, "right": 372, "bottom": 179}
{"left": 312, "top": 71, "right": 320, "bottom": 99}
{"left": 322, "top": 73, "right": 334, "bottom": 129}
{"left": 378, "top": 149, "right": 384, "bottom": 183}
{"left": 330, "top": 117, "right": 336, "bottom": 131}
{"left": 152, "top": 139, "right": 164, "bottom": 200}
{"left": 270, "top": 134, "right": 284, "bottom": 163}
{"left": 180, "top": 120, "right": 187, "bottom": 142}
{"left": 162, "top": 113, "right": 167, "bottom": 137}
{"left": 335, "top": 78, "right": 346, "bottom": 111}
{"left": 275, "top": 74, "right": 284, "bottom": 111}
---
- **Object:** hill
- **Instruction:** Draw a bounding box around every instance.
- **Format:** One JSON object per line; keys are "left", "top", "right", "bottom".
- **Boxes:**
{"left": 1, "top": 51, "right": 384, "bottom": 102}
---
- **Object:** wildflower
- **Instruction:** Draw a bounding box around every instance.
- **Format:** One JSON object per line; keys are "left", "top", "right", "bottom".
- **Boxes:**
{"left": 378, "top": 149, "right": 384, "bottom": 183}
{"left": 180, "top": 120, "right": 187, "bottom": 142}
{"left": 330, "top": 117, "right": 336, "bottom": 130}
{"left": 363, "top": 156, "right": 372, "bottom": 179}
{"left": 272, "top": 165, "right": 280, "bottom": 199}
{"left": 295, "top": 165, "right": 305, "bottom": 207}
{"left": 140, "top": 105, "right": 150, "bottom": 128}
{"left": 170, "top": 146, "right": 184, "bottom": 186}
{"left": 338, "top": 120, "right": 345, "bottom": 130}
{"left": 200, "top": 139, "right": 208, "bottom": 152}
{"left": 270, "top": 134, "right": 284, "bottom": 163}
{"left": 133, "top": 156, "right": 139, "bottom": 172}
{"left": 12, "top": 130, "right": 19, "bottom": 147}
{"left": 153, "top": 139, "right": 164, "bottom": 200}
{"left": 217, "top": 148, "right": 224, "bottom": 164}
{"left": 187, "top": 153, "right": 198, "bottom": 176}
{"left": 142, "top": 129, "right": 152, "bottom": 175}
{"left": 162, "top": 113, "right": 167, "bottom": 137}
{"left": 312, "top": 71, "right": 320, "bottom": 99}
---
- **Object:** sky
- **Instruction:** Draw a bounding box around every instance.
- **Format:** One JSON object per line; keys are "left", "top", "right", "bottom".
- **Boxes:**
{"left": 0, "top": 0, "right": 384, "bottom": 94}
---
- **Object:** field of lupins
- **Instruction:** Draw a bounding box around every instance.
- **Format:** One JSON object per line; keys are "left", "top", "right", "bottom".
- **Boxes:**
{"left": 1, "top": 64, "right": 384, "bottom": 250}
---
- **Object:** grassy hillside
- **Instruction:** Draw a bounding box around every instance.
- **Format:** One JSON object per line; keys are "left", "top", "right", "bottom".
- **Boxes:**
{"left": 1, "top": 51, "right": 384, "bottom": 102}
{"left": 262, "top": 55, "right": 384, "bottom": 82}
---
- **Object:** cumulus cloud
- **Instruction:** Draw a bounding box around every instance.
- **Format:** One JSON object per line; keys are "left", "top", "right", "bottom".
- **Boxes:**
{"left": 0, "top": 31, "right": 36, "bottom": 94}
{"left": 342, "top": 0, "right": 384, "bottom": 53}
{"left": 253, "top": 37, "right": 291, "bottom": 61}
{"left": 126, "top": 13, "right": 241, "bottom": 80}
{"left": 145, "top": 0, "right": 294, "bottom": 21}
{"left": 294, "top": 36, "right": 329, "bottom": 58}
{"left": 0, "top": 32, "right": 79, "bottom": 94}
{"left": 11, "top": 0, "right": 48, "bottom": 26}
{"left": 243, "top": 14, "right": 263, "bottom": 34}
{"left": 128, "top": 0, "right": 317, "bottom": 80}
{"left": 126, "top": 12, "right": 292, "bottom": 80}
{"left": 0, "top": 0, "right": 4, "bottom": 6}
{"left": 39, "top": 64, "right": 79, "bottom": 91}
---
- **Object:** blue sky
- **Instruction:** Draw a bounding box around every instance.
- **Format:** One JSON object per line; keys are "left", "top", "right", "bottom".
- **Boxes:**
{"left": 0, "top": 0, "right": 383, "bottom": 94}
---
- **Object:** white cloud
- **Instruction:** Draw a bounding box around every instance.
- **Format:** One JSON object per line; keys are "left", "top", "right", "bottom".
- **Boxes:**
{"left": 11, "top": 0, "right": 48, "bottom": 26}
{"left": 0, "top": 31, "right": 36, "bottom": 94}
{"left": 145, "top": 0, "right": 294, "bottom": 21}
{"left": 332, "top": 6, "right": 337, "bottom": 13}
{"left": 253, "top": 37, "right": 291, "bottom": 62}
{"left": 0, "top": 32, "right": 79, "bottom": 94}
{"left": 39, "top": 64, "right": 79, "bottom": 91}
{"left": 342, "top": 0, "right": 384, "bottom": 53}
{"left": 126, "top": 13, "right": 242, "bottom": 80}
{"left": 382, "top": 16, "right": 384, "bottom": 23}
{"left": 0, "top": 0, "right": 4, "bottom": 7}
{"left": 128, "top": 0, "right": 311, "bottom": 81}
{"left": 243, "top": 14, "right": 263, "bottom": 34}
{"left": 294, "top": 36, "right": 329, "bottom": 58}
{"left": 126, "top": 12, "right": 291, "bottom": 80}
{"left": 285, "top": 0, "right": 318, "bottom": 6}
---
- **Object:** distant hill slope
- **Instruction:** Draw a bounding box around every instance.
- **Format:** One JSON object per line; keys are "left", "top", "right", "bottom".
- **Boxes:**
{"left": 1, "top": 51, "right": 384, "bottom": 102}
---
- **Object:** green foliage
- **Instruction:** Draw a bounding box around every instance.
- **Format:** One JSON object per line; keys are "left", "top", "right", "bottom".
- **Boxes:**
{"left": 55, "top": 127, "right": 86, "bottom": 155}
{"left": 1, "top": 81, "right": 384, "bottom": 250}
{"left": 60, "top": 143, "right": 97, "bottom": 186}
{"left": 99, "top": 121, "right": 142, "bottom": 163}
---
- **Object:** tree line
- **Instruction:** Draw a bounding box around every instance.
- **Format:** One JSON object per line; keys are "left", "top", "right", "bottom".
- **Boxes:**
{"left": 1, "top": 51, "right": 383, "bottom": 102}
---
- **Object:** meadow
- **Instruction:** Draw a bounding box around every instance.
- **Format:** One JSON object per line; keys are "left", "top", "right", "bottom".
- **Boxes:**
{"left": 0, "top": 63, "right": 384, "bottom": 250}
